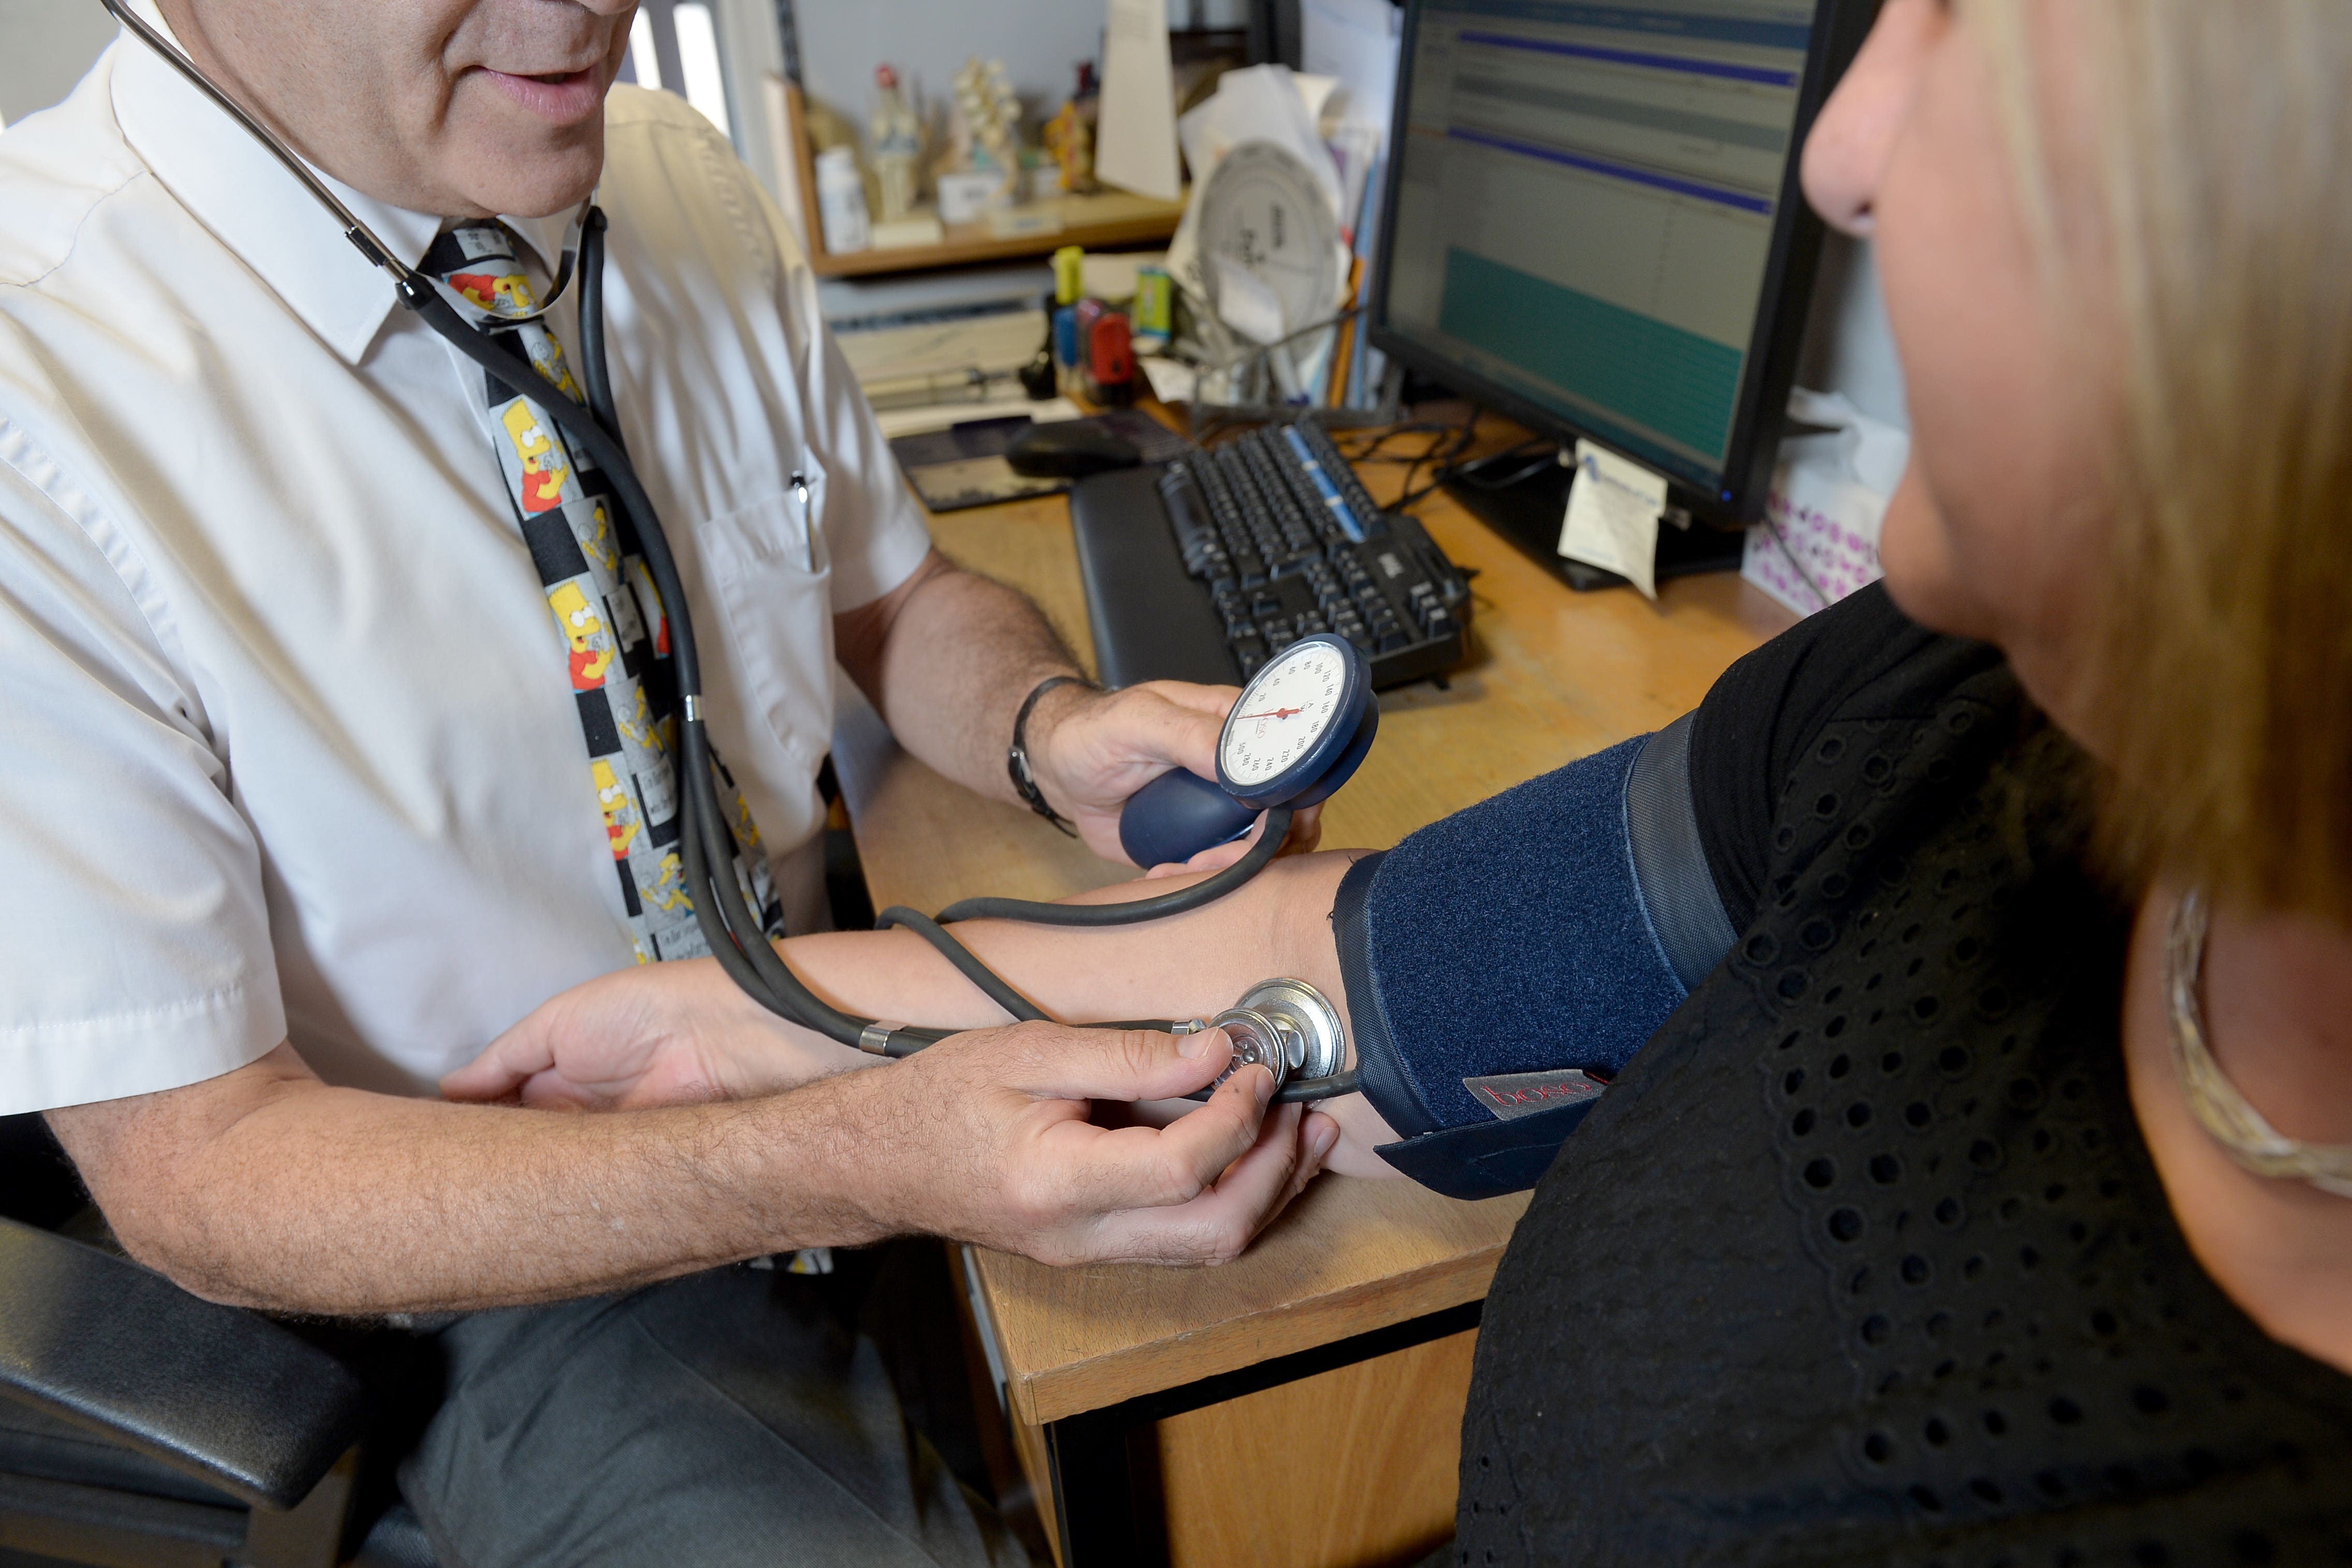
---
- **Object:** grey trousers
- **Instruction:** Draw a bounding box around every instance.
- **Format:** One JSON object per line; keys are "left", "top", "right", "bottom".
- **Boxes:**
{"left": 398, "top": 1265, "right": 1019, "bottom": 1568}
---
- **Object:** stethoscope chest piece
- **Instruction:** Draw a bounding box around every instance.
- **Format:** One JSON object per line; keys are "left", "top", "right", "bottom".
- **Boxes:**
{"left": 1182, "top": 976, "right": 1347, "bottom": 1092}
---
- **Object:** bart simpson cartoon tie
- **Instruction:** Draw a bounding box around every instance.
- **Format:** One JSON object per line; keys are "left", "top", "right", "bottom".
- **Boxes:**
{"left": 423, "top": 223, "right": 784, "bottom": 962}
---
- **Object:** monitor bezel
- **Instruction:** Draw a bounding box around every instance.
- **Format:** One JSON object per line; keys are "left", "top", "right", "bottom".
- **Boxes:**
{"left": 1364, "top": 0, "right": 1878, "bottom": 526}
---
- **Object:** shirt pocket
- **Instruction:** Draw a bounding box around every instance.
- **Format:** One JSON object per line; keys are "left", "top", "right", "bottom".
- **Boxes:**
{"left": 695, "top": 481, "right": 836, "bottom": 781}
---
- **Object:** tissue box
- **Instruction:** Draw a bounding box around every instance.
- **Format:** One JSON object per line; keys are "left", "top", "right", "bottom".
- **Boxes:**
{"left": 1742, "top": 388, "right": 1907, "bottom": 617}
{"left": 1742, "top": 465, "right": 1889, "bottom": 616}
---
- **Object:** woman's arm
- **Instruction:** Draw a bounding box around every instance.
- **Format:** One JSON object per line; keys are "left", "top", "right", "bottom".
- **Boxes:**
{"left": 446, "top": 849, "right": 1411, "bottom": 1175}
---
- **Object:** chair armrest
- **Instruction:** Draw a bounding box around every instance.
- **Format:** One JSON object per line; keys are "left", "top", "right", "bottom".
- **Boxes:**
{"left": 0, "top": 1217, "right": 368, "bottom": 1511}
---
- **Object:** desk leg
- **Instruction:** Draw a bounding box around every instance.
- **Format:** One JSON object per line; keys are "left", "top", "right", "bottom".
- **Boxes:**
{"left": 1046, "top": 1404, "right": 1163, "bottom": 1565}
{"left": 1040, "top": 1300, "right": 1482, "bottom": 1568}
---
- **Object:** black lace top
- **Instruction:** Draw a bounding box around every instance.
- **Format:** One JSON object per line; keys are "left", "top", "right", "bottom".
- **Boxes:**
{"left": 1451, "top": 588, "right": 2352, "bottom": 1566}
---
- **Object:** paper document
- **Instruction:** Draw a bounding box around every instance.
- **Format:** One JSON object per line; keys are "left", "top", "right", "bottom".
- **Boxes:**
{"left": 1212, "top": 254, "right": 1288, "bottom": 345}
{"left": 1558, "top": 441, "right": 1668, "bottom": 599}
{"left": 1139, "top": 357, "right": 1200, "bottom": 404}
{"left": 834, "top": 309, "right": 1044, "bottom": 389}
{"left": 1175, "top": 65, "right": 1344, "bottom": 217}
{"left": 873, "top": 393, "right": 1080, "bottom": 442}
{"left": 1097, "top": 0, "right": 1182, "bottom": 201}
{"left": 1302, "top": 0, "right": 1401, "bottom": 153}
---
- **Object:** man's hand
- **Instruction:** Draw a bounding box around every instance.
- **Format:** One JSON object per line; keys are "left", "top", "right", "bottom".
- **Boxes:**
{"left": 52, "top": 1017, "right": 1338, "bottom": 1314}
{"left": 442, "top": 955, "right": 832, "bottom": 1110}
{"left": 836, "top": 552, "right": 1321, "bottom": 869}
{"left": 846, "top": 1021, "right": 1336, "bottom": 1267}
{"left": 454, "top": 993, "right": 1343, "bottom": 1269}
{"left": 1028, "top": 679, "right": 1323, "bottom": 867}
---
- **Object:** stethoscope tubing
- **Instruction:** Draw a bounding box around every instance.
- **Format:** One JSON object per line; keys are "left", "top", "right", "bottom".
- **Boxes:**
{"left": 409, "top": 219, "right": 1361, "bottom": 1101}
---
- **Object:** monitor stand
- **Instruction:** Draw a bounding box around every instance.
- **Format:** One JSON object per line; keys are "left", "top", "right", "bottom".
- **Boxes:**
{"left": 1442, "top": 450, "right": 1749, "bottom": 593}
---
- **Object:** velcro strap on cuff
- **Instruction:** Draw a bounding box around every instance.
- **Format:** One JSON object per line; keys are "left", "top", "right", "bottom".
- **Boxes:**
{"left": 1372, "top": 1096, "right": 1605, "bottom": 1200}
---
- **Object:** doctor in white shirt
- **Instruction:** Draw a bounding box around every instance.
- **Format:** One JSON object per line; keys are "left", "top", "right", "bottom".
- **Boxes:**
{"left": 0, "top": 1, "right": 1331, "bottom": 1560}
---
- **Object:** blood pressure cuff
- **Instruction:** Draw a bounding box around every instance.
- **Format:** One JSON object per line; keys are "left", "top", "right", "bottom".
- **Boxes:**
{"left": 1335, "top": 712, "right": 1737, "bottom": 1199}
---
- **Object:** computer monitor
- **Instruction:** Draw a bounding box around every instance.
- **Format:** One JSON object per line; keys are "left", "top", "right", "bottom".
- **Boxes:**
{"left": 1367, "top": 0, "right": 1874, "bottom": 528}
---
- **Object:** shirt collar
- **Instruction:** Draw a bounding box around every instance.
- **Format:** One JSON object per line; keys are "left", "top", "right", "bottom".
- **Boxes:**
{"left": 108, "top": 3, "right": 580, "bottom": 365}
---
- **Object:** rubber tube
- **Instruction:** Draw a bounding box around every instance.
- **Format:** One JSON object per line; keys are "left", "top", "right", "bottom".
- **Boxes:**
{"left": 399, "top": 260, "right": 1356, "bottom": 1097}
{"left": 937, "top": 808, "right": 1293, "bottom": 926}
{"left": 874, "top": 906, "right": 1050, "bottom": 1022}
{"left": 576, "top": 210, "right": 621, "bottom": 440}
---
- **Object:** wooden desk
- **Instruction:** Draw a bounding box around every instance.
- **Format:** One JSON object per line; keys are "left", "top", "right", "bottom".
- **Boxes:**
{"left": 838, "top": 424, "right": 1794, "bottom": 1566}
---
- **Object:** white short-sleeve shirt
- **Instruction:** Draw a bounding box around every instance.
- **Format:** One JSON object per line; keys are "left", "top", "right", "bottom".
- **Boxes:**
{"left": 0, "top": 32, "right": 933, "bottom": 1111}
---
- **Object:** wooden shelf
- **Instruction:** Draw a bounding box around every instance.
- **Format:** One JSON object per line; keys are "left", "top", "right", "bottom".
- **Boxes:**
{"left": 784, "top": 81, "right": 1182, "bottom": 280}
{"left": 810, "top": 188, "right": 1185, "bottom": 278}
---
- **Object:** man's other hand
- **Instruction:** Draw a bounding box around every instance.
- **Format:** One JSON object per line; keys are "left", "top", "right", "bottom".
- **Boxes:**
{"left": 443, "top": 956, "right": 809, "bottom": 1110}
{"left": 853, "top": 1021, "right": 1334, "bottom": 1267}
{"left": 1029, "top": 680, "right": 1323, "bottom": 867}
{"left": 452, "top": 1004, "right": 1340, "bottom": 1269}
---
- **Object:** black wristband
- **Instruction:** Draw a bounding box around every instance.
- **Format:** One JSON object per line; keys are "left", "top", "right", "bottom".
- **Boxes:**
{"left": 1007, "top": 675, "right": 1091, "bottom": 836}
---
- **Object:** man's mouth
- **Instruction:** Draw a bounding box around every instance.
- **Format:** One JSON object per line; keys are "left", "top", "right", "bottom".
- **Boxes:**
{"left": 478, "top": 66, "right": 606, "bottom": 124}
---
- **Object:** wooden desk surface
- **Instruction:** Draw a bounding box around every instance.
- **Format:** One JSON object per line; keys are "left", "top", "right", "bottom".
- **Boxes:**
{"left": 842, "top": 418, "right": 1795, "bottom": 1431}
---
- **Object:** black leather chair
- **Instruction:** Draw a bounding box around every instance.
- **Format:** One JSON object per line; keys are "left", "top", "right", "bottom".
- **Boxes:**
{"left": 0, "top": 1113, "right": 432, "bottom": 1567}
{"left": 3, "top": 1100, "right": 1031, "bottom": 1567}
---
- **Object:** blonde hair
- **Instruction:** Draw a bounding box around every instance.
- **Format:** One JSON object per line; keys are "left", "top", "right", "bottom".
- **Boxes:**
{"left": 1975, "top": 0, "right": 2352, "bottom": 923}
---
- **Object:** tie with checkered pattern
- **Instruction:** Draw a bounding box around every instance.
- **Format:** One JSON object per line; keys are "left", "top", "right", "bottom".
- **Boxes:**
{"left": 421, "top": 222, "right": 783, "bottom": 962}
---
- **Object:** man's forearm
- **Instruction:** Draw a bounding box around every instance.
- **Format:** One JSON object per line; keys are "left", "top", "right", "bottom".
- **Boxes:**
{"left": 51, "top": 1046, "right": 900, "bottom": 1316}
{"left": 854, "top": 561, "right": 1084, "bottom": 806}
{"left": 61, "top": 1009, "right": 1309, "bottom": 1315}
{"left": 835, "top": 546, "right": 1248, "bottom": 867}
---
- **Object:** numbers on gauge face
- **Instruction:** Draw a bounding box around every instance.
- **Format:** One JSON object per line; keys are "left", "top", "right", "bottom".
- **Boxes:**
{"left": 1222, "top": 641, "right": 1347, "bottom": 790}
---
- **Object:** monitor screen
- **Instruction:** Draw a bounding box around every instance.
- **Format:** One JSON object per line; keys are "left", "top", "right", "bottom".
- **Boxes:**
{"left": 1371, "top": 0, "right": 1857, "bottom": 512}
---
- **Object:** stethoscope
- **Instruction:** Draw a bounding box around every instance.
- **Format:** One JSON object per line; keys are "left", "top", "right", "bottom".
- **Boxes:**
{"left": 105, "top": 0, "right": 1367, "bottom": 1102}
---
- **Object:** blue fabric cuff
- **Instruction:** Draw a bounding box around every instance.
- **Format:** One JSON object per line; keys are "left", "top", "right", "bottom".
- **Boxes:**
{"left": 1331, "top": 732, "right": 1708, "bottom": 1191}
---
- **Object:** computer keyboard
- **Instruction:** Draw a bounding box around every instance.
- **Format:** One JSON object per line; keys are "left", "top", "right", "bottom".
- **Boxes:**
{"left": 1070, "top": 421, "right": 1473, "bottom": 691}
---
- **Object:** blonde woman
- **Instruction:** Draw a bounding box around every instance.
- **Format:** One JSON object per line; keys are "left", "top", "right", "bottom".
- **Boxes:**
{"left": 428, "top": 0, "right": 2352, "bottom": 1556}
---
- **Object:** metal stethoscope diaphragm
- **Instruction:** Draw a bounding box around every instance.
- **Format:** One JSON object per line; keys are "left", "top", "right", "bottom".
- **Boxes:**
{"left": 1177, "top": 978, "right": 1349, "bottom": 1094}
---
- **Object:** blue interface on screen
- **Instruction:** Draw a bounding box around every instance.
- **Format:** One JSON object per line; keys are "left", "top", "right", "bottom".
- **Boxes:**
{"left": 1382, "top": 1, "right": 1819, "bottom": 489}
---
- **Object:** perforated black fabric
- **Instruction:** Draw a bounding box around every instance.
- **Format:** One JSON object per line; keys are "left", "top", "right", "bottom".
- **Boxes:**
{"left": 1449, "top": 617, "right": 2352, "bottom": 1566}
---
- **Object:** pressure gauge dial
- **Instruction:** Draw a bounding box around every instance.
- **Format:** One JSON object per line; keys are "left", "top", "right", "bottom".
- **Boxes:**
{"left": 1215, "top": 635, "right": 1371, "bottom": 809}
{"left": 1118, "top": 633, "right": 1378, "bottom": 868}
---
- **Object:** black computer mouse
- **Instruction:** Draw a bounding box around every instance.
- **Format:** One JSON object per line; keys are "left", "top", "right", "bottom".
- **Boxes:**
{"left": 1005, "top": 420, "right": 1144, "bottom": 478}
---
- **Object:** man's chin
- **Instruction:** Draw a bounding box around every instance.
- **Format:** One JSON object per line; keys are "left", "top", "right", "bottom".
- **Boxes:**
{"left": 434, "top": 89, "right": 607, "bottom": 219}
{"left": 439, "top": 145, "right": 606, "bottom": 222}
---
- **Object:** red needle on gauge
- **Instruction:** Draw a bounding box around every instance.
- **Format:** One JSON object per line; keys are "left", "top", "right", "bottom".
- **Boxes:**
{"left": 1238, "top": 705, "right": 1305, "bottom": 721}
